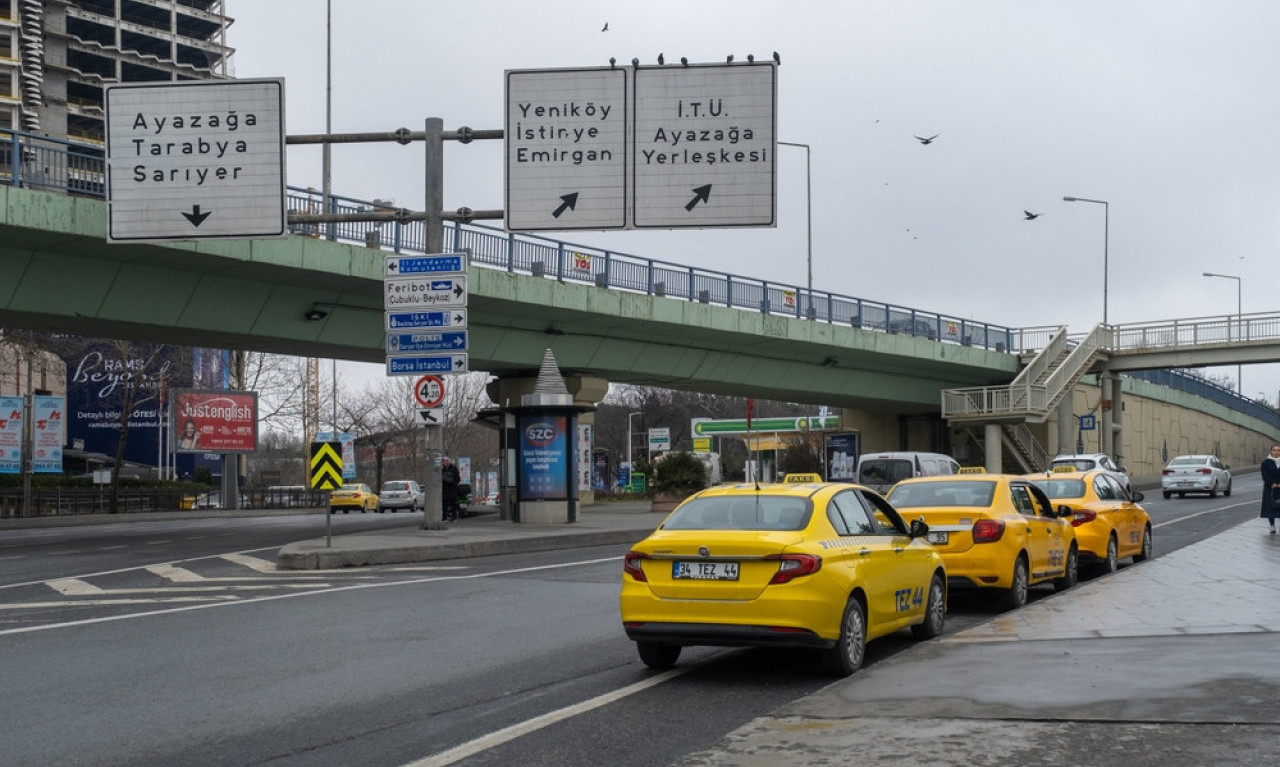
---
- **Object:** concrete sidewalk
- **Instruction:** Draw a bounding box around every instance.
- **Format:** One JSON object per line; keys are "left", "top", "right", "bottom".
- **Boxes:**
{"left": 672, "top": 518, "right": 1280, "bottom": 767}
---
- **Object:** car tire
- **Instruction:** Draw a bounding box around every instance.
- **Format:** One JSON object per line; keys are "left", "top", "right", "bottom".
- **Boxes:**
{"left": 1054, "top": 544, "right": 1079, "bottom": 592}
{"left": 636, "top": 641, "right": 681, "bottom": 670}
{"left": 911, "top": 573, "right": 946, "bottom": 640}
{"left": 1099, "top": 534, "right": 1119, "bottom": 574}
{"left": 1133, "top": 525, "right": 1153, "bottom": 563}
{"left": 999, "top": 555, "right": 1029, "bottom": 611}
{"left": 822, "top": 597, "right": 867, "bottom": 677}
{"left": 1162, "top": 491, "right": 1171, "bottom": 499}
{"left": 1224, "top": 481, "right": 1232, "bottom": 497}
{"left": 1209, "top": 482, "right": 1218, "bottom": 499}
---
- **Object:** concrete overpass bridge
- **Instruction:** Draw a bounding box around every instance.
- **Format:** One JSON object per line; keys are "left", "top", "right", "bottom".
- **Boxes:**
{"left": 3, "top": 129, "right": 1279, "bottom": 477}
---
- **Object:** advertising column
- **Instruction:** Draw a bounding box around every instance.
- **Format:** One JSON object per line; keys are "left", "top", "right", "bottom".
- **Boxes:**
{"left": 517, "top": 413, "right": 576, "bottom": 523}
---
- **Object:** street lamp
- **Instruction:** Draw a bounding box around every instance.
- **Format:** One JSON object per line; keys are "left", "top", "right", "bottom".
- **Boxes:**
{"left": 779, "top": 141, "right": 813, "bottom": 319}
{"left": 626, "top": 411, "right": 642, "bottom": 467}
{"left": 1063, "top": 196, "right": 1110, "bottom": 325}
{"left": 1202, "top": 271, "right": 1243, "bottom": 393}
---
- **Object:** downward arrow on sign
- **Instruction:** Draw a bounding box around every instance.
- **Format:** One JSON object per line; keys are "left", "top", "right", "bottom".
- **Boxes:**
{"left": 182, "top": 205, "right": 211, "bottom": 226}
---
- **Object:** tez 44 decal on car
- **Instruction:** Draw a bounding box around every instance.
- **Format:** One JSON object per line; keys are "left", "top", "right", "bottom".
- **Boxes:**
{"left": 895, "top": 586, "right": 925, "bottom": 612}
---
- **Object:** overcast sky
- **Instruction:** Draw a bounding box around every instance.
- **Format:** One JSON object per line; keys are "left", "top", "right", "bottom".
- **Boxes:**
{"left": 227, "top": 0, "right": 1280, "bottom": 403}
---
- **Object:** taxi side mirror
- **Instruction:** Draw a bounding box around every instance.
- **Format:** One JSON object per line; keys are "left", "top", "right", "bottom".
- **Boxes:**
{"left": 1130, "top": 490, "right": 1145, "bottom": 502}
{"left": 909, "top": 518, "right": 930, "bottom": 538}
{"left": 1056, "top": 504, "right": 1075, "bottom": 519}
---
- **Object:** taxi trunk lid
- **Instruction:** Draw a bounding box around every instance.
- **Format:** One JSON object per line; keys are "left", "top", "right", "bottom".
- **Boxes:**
{"left": 635, "top": 530, "right": 805, "bottom": 601}
{"left": 902, "top": 508, "right": 986, "bottom": 554}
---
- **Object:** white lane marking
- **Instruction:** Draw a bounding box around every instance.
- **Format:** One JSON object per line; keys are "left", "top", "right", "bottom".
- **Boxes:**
{"left": 387, "top": 566, "right": 470, "bottom": 572}
{"left": 398, "top": 654, "right": 725, "bottom": 767}
{"left": 147, "top": 564, "right": 205, "bottom": 582}
{"left": 47, "top": 578, "right": 104, "bottom": 595}
{"left": 1153, "top": 500, "right": 1255, "bottom": 528}
{"left": 219, "top": 553, "right": 279, "bottom": 573}
{"left": 0, "top": 543, "right": 290, "bottom": 591}
{"left": 0, "top": 596, "right": 238, "bottom": 608}
{"left": 0, "top": 556, "right": 622, "bottom": 637}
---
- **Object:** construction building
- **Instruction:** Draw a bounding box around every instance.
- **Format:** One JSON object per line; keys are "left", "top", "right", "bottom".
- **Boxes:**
{"left": 1, "top": 0, "right": 231, "bottom": 142}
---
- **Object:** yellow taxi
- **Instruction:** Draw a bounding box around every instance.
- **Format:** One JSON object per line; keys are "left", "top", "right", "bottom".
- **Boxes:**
{"left": 886, "top": 473, "right": 1078, "bottom": 610}
{"left": 1027, "top": 468, "right": 1152, "bottom": 574}
{"left": 328, "top": 483, "right": 379, "bottom": 513}
{"left": 620, "top": 481, "right": 946, "bottom": 677}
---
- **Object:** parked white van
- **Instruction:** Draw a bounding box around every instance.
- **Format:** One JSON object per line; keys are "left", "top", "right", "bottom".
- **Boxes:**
{"left": 856, "top": 452, "right": 960, "bottom": 494}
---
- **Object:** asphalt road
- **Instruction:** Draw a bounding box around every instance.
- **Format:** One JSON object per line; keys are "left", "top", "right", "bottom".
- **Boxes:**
{"left": 0, "top": 481, "right": 1260, "bottom": 766}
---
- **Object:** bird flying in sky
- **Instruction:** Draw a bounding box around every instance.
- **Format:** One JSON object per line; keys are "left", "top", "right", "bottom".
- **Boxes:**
{"left": 914, "top": 134, "right": 939, "bottom": 145}
{"left": 1024, "top": 211, "right": 1041, "bottom": 220}
{"left": 601, "top": 22, "right": 608, "bottom": 32}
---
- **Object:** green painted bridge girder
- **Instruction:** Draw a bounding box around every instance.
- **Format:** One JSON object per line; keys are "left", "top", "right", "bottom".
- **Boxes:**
{"left": 0, "top": 186, "right": 1019, "bottom": 412}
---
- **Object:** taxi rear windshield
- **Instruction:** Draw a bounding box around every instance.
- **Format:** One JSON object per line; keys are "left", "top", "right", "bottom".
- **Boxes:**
{"left": 663, "top": 496, "right": 811, "bottom": 531}
{"left": 858, "top": 459, "right": 915, "bottom": 485}
{"left": 1029, "top": 479, "right": 1086, "bottom": 499}
{"left": 1051, "top": 459, "right": 1097, "bottom": 471}
{"left": 888, "top": 480, "right": 996, "bottom": 508}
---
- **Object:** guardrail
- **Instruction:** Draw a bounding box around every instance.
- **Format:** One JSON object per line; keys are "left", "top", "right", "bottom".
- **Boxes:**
{"left": 1, "top": 127, "right": 1015, "bottom": 352}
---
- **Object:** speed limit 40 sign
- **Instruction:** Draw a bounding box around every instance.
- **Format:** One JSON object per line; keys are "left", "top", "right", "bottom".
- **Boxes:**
{"left": 414, "top": 375, "right": 446, "bottom": 408}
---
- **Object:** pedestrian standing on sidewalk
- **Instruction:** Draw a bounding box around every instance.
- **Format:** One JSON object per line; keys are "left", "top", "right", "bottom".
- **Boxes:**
{"left": 1260, "top": 444, "right": 1280, "bottom": 534}
{"left": 442, "top": 456, "right": 462, "bottom": 522}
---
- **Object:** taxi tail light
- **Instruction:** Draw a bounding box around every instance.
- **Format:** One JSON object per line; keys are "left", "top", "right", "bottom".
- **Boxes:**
{"left": 766, "top": 553, "right": 822, "bottom": 584}
{"left": 971, "top": 518, "right": 1005, "bottom": 543}
{"left": 1070, "top": 509, "right": 1096, "bottom": 527}
{"left": 623, "top": 551, "right": 649, "bottom": 582}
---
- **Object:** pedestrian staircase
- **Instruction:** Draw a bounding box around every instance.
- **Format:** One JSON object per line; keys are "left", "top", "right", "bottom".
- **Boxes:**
{"left": 943, "top": 325, "right": 1111, "bottom": 471}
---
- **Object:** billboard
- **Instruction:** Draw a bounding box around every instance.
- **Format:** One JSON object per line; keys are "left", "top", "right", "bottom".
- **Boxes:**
{"left": 518, "top": 414, "right": 571, "bottom": 500}
{"left": 33, "top": 396, "right": 65, "bottom": 473}
{"left": 172, "top": 389, "right": 258, "bottom": 453}
{"left": 824, "top": 432, "right": 860, "bottom": 482}
{"left": 0, "top": 396, "right": 21, "bottom": 474}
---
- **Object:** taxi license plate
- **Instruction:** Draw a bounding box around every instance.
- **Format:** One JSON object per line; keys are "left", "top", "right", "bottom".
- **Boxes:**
{"left": 673, "top": 561, "right": 739, "bottom": 581}
{"left": 926, "top": 532, "right": 949, "bottom": 545}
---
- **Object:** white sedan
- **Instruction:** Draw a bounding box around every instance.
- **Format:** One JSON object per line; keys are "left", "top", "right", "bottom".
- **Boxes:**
{"left": 1161, "top": 455, "right": 1232, "bottom": 498}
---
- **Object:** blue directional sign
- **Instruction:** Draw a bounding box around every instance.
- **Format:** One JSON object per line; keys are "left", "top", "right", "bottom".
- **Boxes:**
{"left": 385, "top": 276, "right": 467, "bottom": 309}
{"left": 386, "top": 353, "right": 469, "bottom": 377}
{"left": 385, "top": 253, "right": 465, "bottom": 276}
{"left": 386, "top": 331, "right": 468, "bottom": 354}
{"left": 385, "top": 309, "right": 467, "bottom": 331}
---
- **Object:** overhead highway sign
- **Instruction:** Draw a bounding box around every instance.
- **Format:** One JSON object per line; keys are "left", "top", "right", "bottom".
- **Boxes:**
{"left": 505, "top": 67, "right": 629, "bottom": 231}
{"left": 104, "top": 78, "right": 287, "bottom": 243}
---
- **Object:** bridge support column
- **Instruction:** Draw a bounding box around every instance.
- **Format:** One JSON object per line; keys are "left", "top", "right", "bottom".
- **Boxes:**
{"left": 486, "top": 374, "right": 610, "bottom": 519}
{"left": 1100, "top": 373, "right": 1115, "bottom": 459}
{"left": 1109, "top": 371, "right": 1125, "bottom": 471}
{"left": 984, "top": 423, "right": 1002, "bottom": 472}
{"left": 1058, "top": 396, "right": 1075, "bottom": 457}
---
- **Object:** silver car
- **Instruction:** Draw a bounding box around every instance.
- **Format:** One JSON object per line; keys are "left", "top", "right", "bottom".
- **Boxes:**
{"left": 1161, "top": 455, "right": 1232, "bottom": 499}
{"left": 377, "top": 480, "right": 424, "bottom": 512}
{"left": 1048, "top": 453, "right": 1131, "bottom": 496}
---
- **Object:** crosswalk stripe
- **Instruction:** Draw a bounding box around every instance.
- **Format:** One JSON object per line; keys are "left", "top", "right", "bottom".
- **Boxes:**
{"left": 220, "top": 553, "right": 279, "bottom": 573}
{"left": 147, "top": 564, "right": 206, "bottom": 582}
{"left": 47, "top": 578, "right": 104, "bottom": 595}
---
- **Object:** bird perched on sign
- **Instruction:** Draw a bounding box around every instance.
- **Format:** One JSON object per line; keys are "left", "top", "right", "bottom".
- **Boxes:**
{"left": 914, "top": 134, "right": 939, "bottom": 145}
{"left": 1024, "top": 210, "right": 1042, "bottom": 220}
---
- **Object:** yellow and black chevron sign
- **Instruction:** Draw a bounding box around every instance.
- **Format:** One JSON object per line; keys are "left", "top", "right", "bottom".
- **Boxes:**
{"left": 309, "top": 441, "right": 343, "bottom": 490}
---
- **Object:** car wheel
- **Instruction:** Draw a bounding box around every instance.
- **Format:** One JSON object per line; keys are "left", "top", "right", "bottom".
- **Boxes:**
{"left": 999, "top": 555, "right": 1029, "bottom": 611}
{"left": 1162, "top": 491, "right": 1171, "bottom": 499}
{"left": 1224, "top": 481, "right": 1232, "bottom": 497}
{"left": 911, "top": 573, "right": 946, "bottom": 640}
{"left": 1054, "top": 544, "right": 1079, "bottom": 592}
{"left": 1099, "top": 534, "right": 1119, "bottom": 574}
{"left": 1208, "top": 482, "right": 1218, "bottom": 499}
{"left": 636, "top": 641, "right": 681, "bottom": 670}
{"left": 823, "top": 597, "right": 867, "bottom": 677}
{"left": 1133, "top": 525, "right": 1153, "bottom": 562}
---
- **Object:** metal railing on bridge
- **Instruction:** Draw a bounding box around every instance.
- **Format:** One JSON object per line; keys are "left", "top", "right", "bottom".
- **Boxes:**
{"left": 2, "top": 128, "right": 1015, "bottom": 352}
